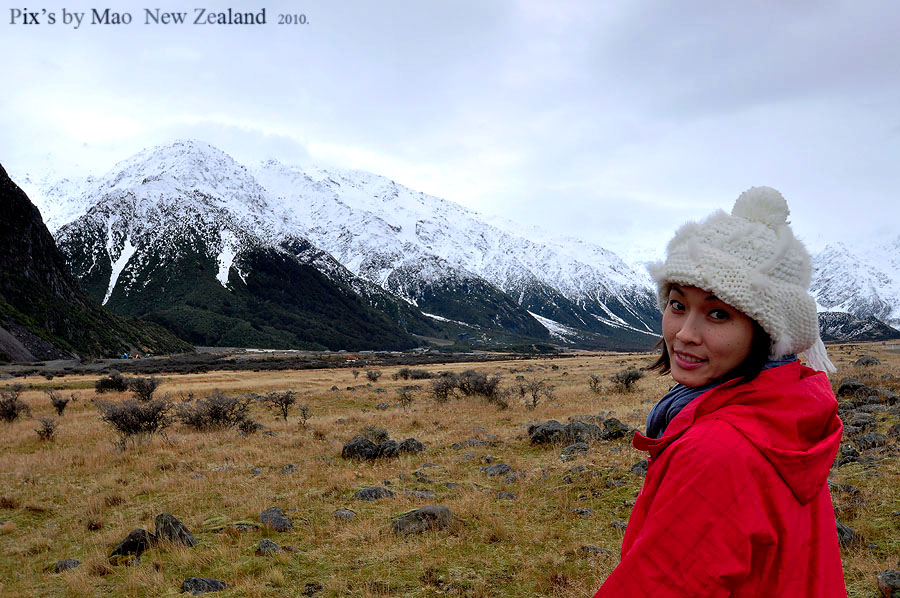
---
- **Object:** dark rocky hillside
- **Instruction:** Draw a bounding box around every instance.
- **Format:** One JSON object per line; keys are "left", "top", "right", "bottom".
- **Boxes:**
{"left": 0, "top": 164, "right": 191, "bottom": 361}
{"left": 818, "top": 312, "right": 900, "bottom": 343}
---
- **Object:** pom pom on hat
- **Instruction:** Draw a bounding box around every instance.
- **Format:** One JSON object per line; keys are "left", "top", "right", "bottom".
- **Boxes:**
{"left": 648, "top": 186, "right": 835, "bottom": 373}
{"left": 731, "top": 186, "right": 790, "bottom": 227}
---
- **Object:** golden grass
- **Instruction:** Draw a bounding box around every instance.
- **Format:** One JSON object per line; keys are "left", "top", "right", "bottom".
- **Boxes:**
{"left": 0, "top": 343, "right": 897, "bottom": 596}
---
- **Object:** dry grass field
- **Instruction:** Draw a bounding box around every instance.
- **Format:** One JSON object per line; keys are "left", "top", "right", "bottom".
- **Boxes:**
{"left": 1, "top": 343, "right": 898, "bottom": 597}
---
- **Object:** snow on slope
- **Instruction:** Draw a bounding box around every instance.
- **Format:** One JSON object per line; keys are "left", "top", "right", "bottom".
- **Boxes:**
{"left": 253, "top": 159, "right": 657, "bottom": 331}
{"left": 811, "top": 240, "right": 900, "bottom": 328}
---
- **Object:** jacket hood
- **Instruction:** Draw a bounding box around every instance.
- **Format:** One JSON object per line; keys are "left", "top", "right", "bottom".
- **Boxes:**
{"left": 635, "top": 361, "right": 842, "bottom": 505}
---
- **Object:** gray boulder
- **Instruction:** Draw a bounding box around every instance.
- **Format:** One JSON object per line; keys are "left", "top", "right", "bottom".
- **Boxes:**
{"left": 354, "top": 486, "right": 394, "bottom": 501}
{"left": 181, "top": 577, "right": 228, "bottom": 595}
{"left": 257, "top": 538, "right": 282, "bottom": 556}
{"left": 857, "top": 433, "right": 889, "bottom": 451}
{"left": 154, "top": 513, "right": 196, "bottom": 547}
{"left": 836, "top": 519, "right": 858, "bottom": 547}
{"left": 631, "top": 459, "right": 649, "bottom": 476}
{"left": 259, "top": 507, "right": 293, "bottom": 532}
{"left": 497, "top": 491, "right": 516, "bottom": 500}
{"left": 341, "top": 437, "right": 380, "bottom": 460}
{"left": 333, "top": 509, "right": 356, "bottom": 521}
{"left": 398, "top": 438, "right": 425, "bottom": 454}
{"left": 481, "top": 463, "right": 511, "bottom": 477}
{"left": 599, "top": 418, "right": 630, "bottom": 440}
{"left": 53, "top": 559, "right": 81, "bottom": 573}
{"left": 571, "top": 507, "right": 595, "bottom": 518}
{"left": 392, "top": 505, "right": 453, "bottom": 536}
{"left": 854, "top": 356, "right": 881, "bottom": 367}
{"left": 877, "top": 570, "right": 900, "bottom": 597}
{"left": 109, "top": 528, "right": 153, "bottom": 562}
{"left": 378, "top": 440, "right": 400, "bottom": 458}
{"left": 528, "top": 419, "right": 605, "bottom": 445}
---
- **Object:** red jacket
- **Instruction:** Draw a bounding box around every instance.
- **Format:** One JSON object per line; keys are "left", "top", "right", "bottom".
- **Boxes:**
{"left": 594, "top": 361, "right": 846, "bottom": 597}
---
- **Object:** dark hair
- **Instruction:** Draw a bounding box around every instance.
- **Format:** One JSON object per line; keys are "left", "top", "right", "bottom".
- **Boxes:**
{"left": 648, "top": 320, "right": 772, "bottom": 385}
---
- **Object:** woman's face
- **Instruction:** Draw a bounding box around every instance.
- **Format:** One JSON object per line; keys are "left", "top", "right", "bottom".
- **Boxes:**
{"left": 662, "top": 284, "right": 756, "bottom": 387}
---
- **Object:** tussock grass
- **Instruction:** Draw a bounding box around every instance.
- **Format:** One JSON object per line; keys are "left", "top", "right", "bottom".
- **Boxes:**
{"left": 0, "top": 344, "right": 897, "bottom": 596}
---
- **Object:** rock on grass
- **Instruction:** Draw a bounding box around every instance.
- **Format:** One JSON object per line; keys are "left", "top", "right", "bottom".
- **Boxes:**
{"left": 392, "top": 505, "right": 453, "bottom": 536}
{"left": 155, "top": 513, "right": 196, "bottom": 547}
{"left": 355, "top": 486, "right": 394, "bottom": 501}
{"left": 259, "top": 507, "right": 293, "bottom": 532}
{"left": 109, "top": 529, "right": 153, "bottom": 563}
{"left": 181, "top": 577, "right": 228, "bottom": 595}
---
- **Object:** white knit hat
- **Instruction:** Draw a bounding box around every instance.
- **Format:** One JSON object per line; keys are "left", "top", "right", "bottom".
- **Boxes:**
{"left": 647, "top": 186, "right": 835, "bottom": 373}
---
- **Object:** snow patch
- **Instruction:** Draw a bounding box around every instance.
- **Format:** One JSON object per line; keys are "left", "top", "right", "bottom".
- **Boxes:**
{"left": 104, "top": 237, "right": 136, "bottom": 305}
{"left": 528, "top": 311, "right": 578, "bottom": 344}
{"left": 217, "top": 230, "right": 238, "bottom": 287}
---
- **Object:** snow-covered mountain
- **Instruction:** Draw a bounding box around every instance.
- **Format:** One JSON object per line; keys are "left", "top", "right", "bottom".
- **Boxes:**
{"left": 26, "top": 140, "right": 663, "bottom": 349}
{"left": 19, "top": 139, "right": 900, "bottom": 349}
{"left": 251, "top": 159, "right": 660, "bottom": 345}
{"left": 811, "top": 240, "right": 900, "bottom": 329}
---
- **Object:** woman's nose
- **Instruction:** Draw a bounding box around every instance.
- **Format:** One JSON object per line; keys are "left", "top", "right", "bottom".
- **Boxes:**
{"left": 675, "top": 313, "right": 702, "bottom": 345}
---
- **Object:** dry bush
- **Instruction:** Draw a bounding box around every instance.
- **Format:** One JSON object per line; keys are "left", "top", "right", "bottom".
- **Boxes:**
{"left": 297, "top": 404, "right": 311, "bottom": 428}
{"left": 94, "top": 372, "right": 129, "bottom": 393}
{"left": 393, "top": 368, "right": 434, "bottom": 381}
{"left": 0, "top": 385, "right": 29, "bottom": 422}
{"left": 264, "top": 389, "right": 297, "bottom": 421}
{"left": 128, "top": 376, "right": 160, "bottom": 402}
{"left": 96, "top": 398, "right": 173, "bottom": 447}
{"left": 610, "top": 367, "right": 644, "bottom": 392}
{"left": 357, "top": 425, "right": 389, "bottom": 444}
{"left": 588, "top": 374, "right": 603, "bottom": 395}
{"left": 35, "top": 417, "right": 57, "bottom": 441}
{"left": 46, "top": 390, "right": 71, "bottom": 416}
{"left": 365, "top": 370, "right": 382, "bottom": 382}
{"left": 176, "top": 390, "right": 251, "bottom": 431}
{"left": 513, "top": 378, "right": 555, "bottom": 410}
{"left": 396, "top": 386, "right": 416, "bottom": 411}
{"left": 431, "top": 374, "right": 458, "bottom": 403}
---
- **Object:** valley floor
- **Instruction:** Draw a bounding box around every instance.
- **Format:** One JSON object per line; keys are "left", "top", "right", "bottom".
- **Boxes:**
{"left": 0, "top": 344, "right": 897, "bottom": 597}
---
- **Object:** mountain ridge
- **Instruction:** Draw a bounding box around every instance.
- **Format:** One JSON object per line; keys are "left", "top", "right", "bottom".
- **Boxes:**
{"left": 19, "top": 139, "right": 900, "bottom": 349}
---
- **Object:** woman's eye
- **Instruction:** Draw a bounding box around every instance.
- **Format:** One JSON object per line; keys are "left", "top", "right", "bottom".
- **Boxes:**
{"left": 709, "top": 309, "right": 729, "bottom": 321}
{"left": 668, "top": 299, "right": 684, "bottom": 311}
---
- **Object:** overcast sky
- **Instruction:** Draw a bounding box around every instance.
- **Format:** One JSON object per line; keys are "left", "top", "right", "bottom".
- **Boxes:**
{"left": 2, "top": 0, "right": 898, "bottom": 261}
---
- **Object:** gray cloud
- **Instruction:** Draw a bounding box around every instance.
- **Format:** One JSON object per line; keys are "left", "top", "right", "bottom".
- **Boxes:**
{"left": 2, "top": 0, "right": 897, "bottom": 261}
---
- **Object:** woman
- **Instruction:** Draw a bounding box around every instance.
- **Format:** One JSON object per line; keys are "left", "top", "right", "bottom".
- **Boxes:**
{"left": 594, "top": 187, "right": 846, "bottom": 596}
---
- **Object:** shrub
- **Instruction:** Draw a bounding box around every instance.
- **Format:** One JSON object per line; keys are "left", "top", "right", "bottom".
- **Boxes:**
{"left": 128, "top": 376, "right": 160, "bottom": 402}
{"left": 610, "top": 367, "right": 644, "bottom": 392}
{"left": 237, "top": 417, "right": 261, "bottom": 436}
{"left": 97, "top": 398, "right": 173, "bottom": 448}
{"left": 514, "top": 378, "right": 554, "bottom": 410}
{"left": 46, "top": 390, "right": 70, "bottom": 416}
{"left": 365, "top": 370, "right": 382, "bottom": 382}
{"left": 588, "top": 375, "right": 603, "bottom": 395}
{"left": 351, "top": 369, "right": 360, "bottom": 379}
{"left": 264, "top": 390, "right": 297, "bottom": 421}
{"left": 35, "top": 417, "right": 57, "bottom": 441}
{"left": 457, "top": 370, "right": 502, "bottom": 399}
{"left": 0, "top": 386, "right": 29, "bottom": 422}
{"left": 393, "top": 368, "right": 434, "bottom": 381}
{"left": 431, "top": 374, "right": 458, "bottom": 403}
{"left": 297, "top": 404, "right": 311, "bottom": 428}
{"left": 95, "top": 372, "right": 129, "bottom": 393}
{"left": 176, "top": 390, "right": 251, "bottom": 431}
{"left": 396, "top": 386, "right": 416, "bottom": 411}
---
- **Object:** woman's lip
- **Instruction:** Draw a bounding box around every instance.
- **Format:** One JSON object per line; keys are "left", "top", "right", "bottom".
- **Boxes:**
{"left": 673, "top": 351, "right": 707, "bottom": 370}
